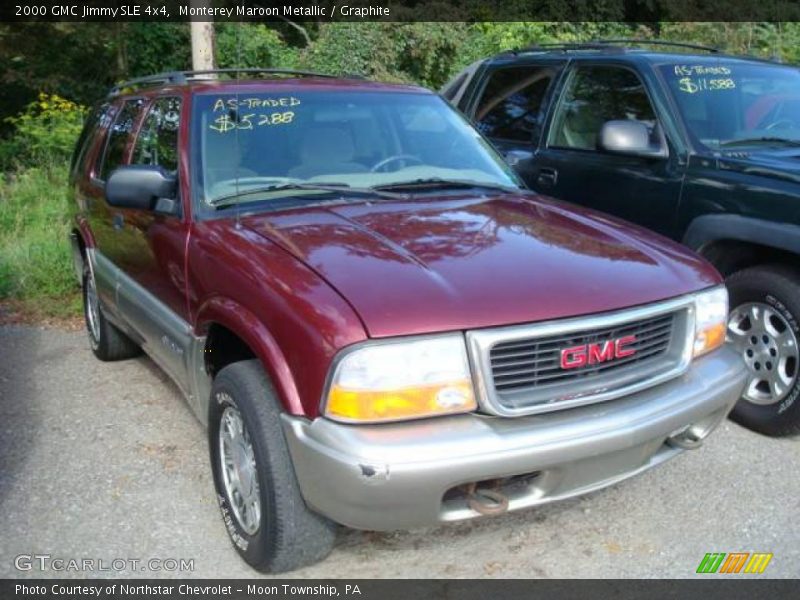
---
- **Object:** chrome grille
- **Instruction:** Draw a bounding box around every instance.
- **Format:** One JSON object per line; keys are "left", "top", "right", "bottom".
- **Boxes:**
{"left": 491, "top": 313, "right": 674, "bottom": 391}
{"left": 466, "top": 297, "right": 695, "bottom": 417}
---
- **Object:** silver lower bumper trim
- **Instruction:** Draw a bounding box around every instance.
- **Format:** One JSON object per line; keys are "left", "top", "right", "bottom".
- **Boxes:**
{"left": 281, "top": 347, "right": 746, "bottom": 531}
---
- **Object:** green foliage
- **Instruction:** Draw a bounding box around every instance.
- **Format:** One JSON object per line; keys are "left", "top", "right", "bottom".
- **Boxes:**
{"left": 658, "top": 22, "right": 800, "bottom": 63}
{"left": 0, "top": 162, "right": 79, "bottom": 315}
{"left": 216, "top": 23, "right": 299, "bottom": 69}
{"left": 455, "top": 22, "right": 642, "bottom": 70}
{"left": 0, "top": 93, "right": 85, "bottom": 171}
{"left": 125, "top": 23, "right": 191, "bottom": 76}
{"left": 300, "top": 22, "right": 469, "bottom": 89}
{"left": 299, "top": 23, "right": 392, "bottom": 80}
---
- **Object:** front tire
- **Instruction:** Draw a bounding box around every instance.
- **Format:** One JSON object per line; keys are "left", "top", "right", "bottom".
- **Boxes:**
{"left": 208, "top": 360, "right": 336, "bottom": 572}
{"left": 726, "top": 265, "right": 800, "bottom": 436}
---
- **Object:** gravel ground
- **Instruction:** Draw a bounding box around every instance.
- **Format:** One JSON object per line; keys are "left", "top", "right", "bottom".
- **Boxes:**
{"left": 0, "top": 324, "right": 797, "bottom": 579}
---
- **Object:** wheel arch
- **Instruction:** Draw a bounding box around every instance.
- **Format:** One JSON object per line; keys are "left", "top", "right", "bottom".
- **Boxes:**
{"left": 195, "top": 297, "right": 304, "bottom": 416}
{"left": 70, "top": 215, "right": 96, "bottom": 286}
{"left": 684, "top": 215, "right": 800, "bottom": 276}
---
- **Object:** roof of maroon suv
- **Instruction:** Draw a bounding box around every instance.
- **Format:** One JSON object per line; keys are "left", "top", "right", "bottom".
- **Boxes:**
{"left": 109, "top": 72, "right": 430, "bottom": 100}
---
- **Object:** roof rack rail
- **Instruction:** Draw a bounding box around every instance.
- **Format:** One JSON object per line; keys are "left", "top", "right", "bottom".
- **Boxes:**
{"left": 503, "top": 39, "right": 720, "bottom": 57}
{"left": 108, "top": 68, "right": 351, "bottom": 96}
{"left": 502, "top": 42, "right": 624, "bottom": 56}
{"left": 589, "top": 39, "right": 720, "bottom": 53}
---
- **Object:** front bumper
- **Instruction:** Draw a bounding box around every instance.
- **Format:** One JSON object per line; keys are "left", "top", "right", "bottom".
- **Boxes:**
{"left": 281, "top": 346, "right": 746, "bottom": 531}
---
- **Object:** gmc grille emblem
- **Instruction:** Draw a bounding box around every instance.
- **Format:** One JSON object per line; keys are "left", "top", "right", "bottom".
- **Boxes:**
{"left": 560, "top": 335, "right": 637, "bottom": 370}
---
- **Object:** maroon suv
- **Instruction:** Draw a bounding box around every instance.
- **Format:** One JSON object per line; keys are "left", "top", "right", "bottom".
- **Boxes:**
{"left": 69, "top": 69, "right": 746, "bottom": 572}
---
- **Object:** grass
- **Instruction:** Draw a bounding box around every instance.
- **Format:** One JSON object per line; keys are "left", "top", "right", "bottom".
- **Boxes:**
{"left": 0, "top": 162, "right": 82, "bottom": 319}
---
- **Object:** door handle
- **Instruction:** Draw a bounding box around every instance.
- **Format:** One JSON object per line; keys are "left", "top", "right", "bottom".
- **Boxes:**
{"left": 537, "top": 167, "right": 558, "bottom": 187}
{"left": 112, "top": 213, "right": 124, "bottom": 231}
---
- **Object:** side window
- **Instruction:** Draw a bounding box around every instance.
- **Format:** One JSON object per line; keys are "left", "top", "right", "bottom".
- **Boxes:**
{"left": 99, "top": 98, "right": 145, "bottom": 180}
{"left": 474, "top": 66, "right": 556, "bottom": 143}
{"left": 132, "top": 97, "right": 182, "bottom": 173}
{"left": 550, "top": 66, "right": 657, "bottom": 151}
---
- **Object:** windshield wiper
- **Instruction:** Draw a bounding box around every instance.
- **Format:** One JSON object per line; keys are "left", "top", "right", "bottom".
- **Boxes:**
{"left": 372, "top": 177, "right": 519, "bottom": 194}
{"left": 209, "top": 182, "right": 407, "bottom": 209}
{"left": 720, "top": 136, "right": 800, "bottom": 148}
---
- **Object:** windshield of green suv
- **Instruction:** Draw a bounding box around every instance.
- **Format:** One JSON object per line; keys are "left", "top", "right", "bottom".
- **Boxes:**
{"left": 659, "top": 61, "right": 800, "bottom": 150}
{"left": 192, "top": 90, "right": 521, "bottom": 209}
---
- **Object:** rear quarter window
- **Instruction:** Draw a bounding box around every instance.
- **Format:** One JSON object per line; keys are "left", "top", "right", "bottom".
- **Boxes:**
{"left": 69, "top": 102, "right": 109, "bottom": 182}
{"left": 474, "top": 65, "right": 557, "bottom": 144}
{"left": 98, "top": 98, "right": 146, "bottom": 181}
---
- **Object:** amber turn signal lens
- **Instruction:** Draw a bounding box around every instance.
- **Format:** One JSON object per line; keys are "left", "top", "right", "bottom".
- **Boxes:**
{"left": 694, "top": 322, "right": 727, "bottom": 357}
{"left": 693, "top": 287, "right": 728, "bottom": 358}
{"left": 327, "top": 381, "right": 476, "bottom": 422}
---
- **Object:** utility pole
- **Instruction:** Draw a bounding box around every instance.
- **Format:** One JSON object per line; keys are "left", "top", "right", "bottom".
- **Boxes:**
{"left": 190, "top": 0, "right": 215, "bottom": 71}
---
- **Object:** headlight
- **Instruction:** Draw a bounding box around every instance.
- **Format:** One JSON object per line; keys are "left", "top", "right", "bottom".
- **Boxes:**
{"left": 693, "top": 286, "right": 728, "bottom": 358}
{"left": 324, "top": 335, "right": 477, "bottom": 423}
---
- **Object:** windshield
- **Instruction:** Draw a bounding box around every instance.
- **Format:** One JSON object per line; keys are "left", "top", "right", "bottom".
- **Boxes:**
{"left": 659, "top": 61, "right": 800, "bottom": 150}
{"left": 192, "top": 90, "right": 521, "bottom": 209}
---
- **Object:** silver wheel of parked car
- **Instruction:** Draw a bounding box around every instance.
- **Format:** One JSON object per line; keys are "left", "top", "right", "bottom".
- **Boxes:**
{"left": 728, "top": 301, "right": 799, "bottom": 405}
{"left": 218, "top": 398, "right": 262, "bottom": 536}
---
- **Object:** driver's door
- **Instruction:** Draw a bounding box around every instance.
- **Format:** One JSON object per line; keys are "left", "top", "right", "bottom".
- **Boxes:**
{"left": 534, "top": 63, "right": 685, "bottom": 239}
{"left": 114, "top": 95, "right": 192, "bottom": 387}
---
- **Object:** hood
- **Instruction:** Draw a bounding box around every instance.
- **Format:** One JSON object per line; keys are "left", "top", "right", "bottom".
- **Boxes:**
{"left": 241, "top": 193, "right": 720, "bottom": 338}
{"left": 719, "top": 147, "right": 800, "bottom": 185}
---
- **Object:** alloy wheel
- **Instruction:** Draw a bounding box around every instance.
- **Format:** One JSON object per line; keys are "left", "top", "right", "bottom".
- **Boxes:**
{"left": 727, "top": 302, "right": 799, "bottom": 405}
{"left": 218, "top": 399, "right": 262, "bottom": 535}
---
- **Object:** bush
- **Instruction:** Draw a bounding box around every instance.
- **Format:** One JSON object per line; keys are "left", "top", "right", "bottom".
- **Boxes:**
{"left": 216, "top": 23, "right": 299, "bottom": 69}
{"left": 0, "top": 93, "right": 86, "bottom": 171}
{"left": 299, "top": 22, "right": 469, "bottom": 89}
{"left": 0, "top": 162, "right": 79, "bottom": 316}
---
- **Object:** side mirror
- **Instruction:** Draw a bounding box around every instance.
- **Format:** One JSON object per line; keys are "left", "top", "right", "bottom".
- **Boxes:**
{"left": 106, "top": 165, "right": 177, "bottom": 213}
{"left": 599, "top": 120, "right": 668, "bottom": 159}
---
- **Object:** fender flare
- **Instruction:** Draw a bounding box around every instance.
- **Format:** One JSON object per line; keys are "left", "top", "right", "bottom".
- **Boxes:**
{"left": 194, "top": 296, "right": 304, "bottom": 415}
{"left": 70, "top": 215, "right": 97, "bottom": 285}
{"left": 683, "top": 214, "right": 800, "bottom": 256}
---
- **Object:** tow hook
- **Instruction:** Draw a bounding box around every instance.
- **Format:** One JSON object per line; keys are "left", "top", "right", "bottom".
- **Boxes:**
{"left": 666, "top": 423, "right": 706, "bottom": 450}
{"left": 464, "top": 481, "right": 509, "bottom": 516}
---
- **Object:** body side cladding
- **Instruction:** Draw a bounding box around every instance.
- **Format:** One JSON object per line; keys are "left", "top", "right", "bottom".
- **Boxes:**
{"left": 87, "top": 248, "right": 210, "bottom": 425}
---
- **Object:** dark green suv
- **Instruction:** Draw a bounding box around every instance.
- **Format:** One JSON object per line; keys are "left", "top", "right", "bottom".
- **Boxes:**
{"left": 446, "top": 40, "right": 800, "bottom": 436}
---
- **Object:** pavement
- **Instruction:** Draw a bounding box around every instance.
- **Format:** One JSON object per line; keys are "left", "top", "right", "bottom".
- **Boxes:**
{"left": 0, "top": 324, "right": 797, "bottom": 579}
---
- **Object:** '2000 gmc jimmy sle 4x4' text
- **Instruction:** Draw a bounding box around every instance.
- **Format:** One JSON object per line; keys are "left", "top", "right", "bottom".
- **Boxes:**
{"left": 69, "top": 69, "right": 746, "bottom": 572}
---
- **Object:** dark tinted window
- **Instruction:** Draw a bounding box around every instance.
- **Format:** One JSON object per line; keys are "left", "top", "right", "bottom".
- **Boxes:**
{"left": 550, "top": 66, "right": 657, "bottom": 150}
{"left": 132, "top": 97, "right": 182, "bottom": 172}
{"left": 475, "top": 66, "right": 556, "bottom": 143}
{"left": 99, "top": 98, "right": 145, "bottom": 180}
